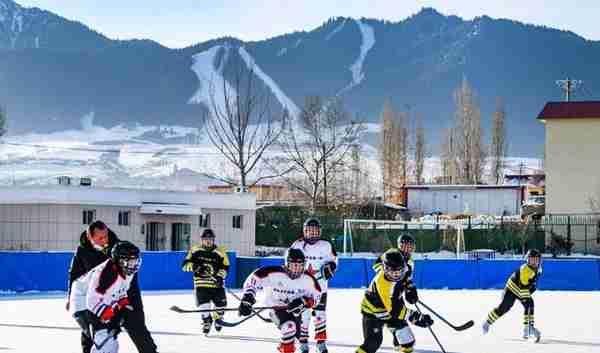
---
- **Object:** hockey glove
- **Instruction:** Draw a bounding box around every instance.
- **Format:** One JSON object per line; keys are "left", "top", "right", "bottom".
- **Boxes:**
{"left": 238, "top": 293, "right": 256, "bottom": 317}
{"left": 321, "top": 262, "right": 337, "bottom": 280}
{"left": 214, "top": 276, "right": 224, "bottom": 287}
{"left": 404, "top": 282, "right": 419, "bottom": 305}
{"left": 287, "top": 297, "right": 307, "bottom": 316}
{"left": 408, "top": 311, "right": 433, "bottom": 328}
{"left": 99, "top": 297, "right": 133, "bottom": 323}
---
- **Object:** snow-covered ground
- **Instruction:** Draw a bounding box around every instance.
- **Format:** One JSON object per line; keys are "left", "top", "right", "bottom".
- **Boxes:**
{"left": 0, "top": 122, "right": 543, "bottom": 191}
{"left": 0, "top": 289, "right": 598, "bottom": 353}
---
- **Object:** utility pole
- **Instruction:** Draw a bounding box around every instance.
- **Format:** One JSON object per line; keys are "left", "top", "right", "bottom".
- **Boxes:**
{"left": 556, "top": 78, "right": 583, "bottom": 102}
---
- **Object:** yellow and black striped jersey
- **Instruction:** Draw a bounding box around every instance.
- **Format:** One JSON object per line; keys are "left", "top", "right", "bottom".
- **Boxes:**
{"left": 372, "top": 248, "right": 414, "bottom": 282}
{"left": 506, "top": 263, "right": 542, "bottom": 299}
{"left": 361, "top": 270, "right": 409, "bottom": 321}
{"left": 182, "top": 245, "right": 229, "bottom": 288}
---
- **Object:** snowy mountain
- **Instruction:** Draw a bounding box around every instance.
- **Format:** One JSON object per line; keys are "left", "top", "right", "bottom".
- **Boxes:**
{"left": 2, "top": 1, "right": 600, "bottom": 156}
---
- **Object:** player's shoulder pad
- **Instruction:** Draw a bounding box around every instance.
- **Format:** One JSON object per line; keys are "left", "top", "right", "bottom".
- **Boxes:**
{"left": 253, "top": 265, "right": 286, "bottom": 279}
{"left": 215, "top": 246, "right": 228, "bottom": 257}
{"left": 303, "top": 271, "right": 322, "bottom": 292}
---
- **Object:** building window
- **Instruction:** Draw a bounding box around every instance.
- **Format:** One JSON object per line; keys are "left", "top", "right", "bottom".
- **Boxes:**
{"left": 118, "top": 211, "right": 130, "bottom": 226}
{"left": 199, "top": 214, "right": 211, "bottom": 227}
{"left": 233, "top": 215, "right": 243, "bottom": 229}
{"left": 82, "top": 210, "right": 96, "bottom": 225}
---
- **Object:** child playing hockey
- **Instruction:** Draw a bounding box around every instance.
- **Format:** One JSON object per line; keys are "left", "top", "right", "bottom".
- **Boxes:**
{"left": 69, "top": 241, "right": 142, "bottom": 353}
{"left": 483, "top": 249, "right": 542, "bottom": 342}
{"left": 238, "top": 248, "right": 322, "bottom": 353}
{"left": 290, "top": 217, "right": 338, "bottom": 353}
{"left": 357, "top": 251, "right": 433, "bottom": 353}
{"left": 182, "top": 228, "right": 230, "bottom": 335}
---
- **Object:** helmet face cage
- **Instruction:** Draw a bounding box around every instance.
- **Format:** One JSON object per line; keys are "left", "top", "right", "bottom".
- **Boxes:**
{"left": 397, "top": 235, "right": 415, "bottom": 254}
{"left": 286, "top": 259, "right": 305, "bottom": 279}
{"left": 201, "top": 236, "right": 215, "bottom": 248}
{"left": 383, "top": 263, "right": 407, "bottom": 282}
{"left": 119, "top": 255, "right": 142, "bottom": 276}
{"left": 527, "top": 251, "right": 541, "bottom": 268}
{"left": 303, "top": 225, "right": 321, "bottom": 244}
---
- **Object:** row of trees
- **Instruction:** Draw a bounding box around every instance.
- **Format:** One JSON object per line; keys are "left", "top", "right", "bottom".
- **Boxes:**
{"left": 381, "top": 77, "right": 508, "bottom": 190}
{"left": 201, "top": 64, "right": 364, "bottom": 212}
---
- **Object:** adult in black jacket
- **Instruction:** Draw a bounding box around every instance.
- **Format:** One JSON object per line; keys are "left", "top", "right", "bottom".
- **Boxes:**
{"left": 67, "top": 220, "right": 158, "bottom": 353}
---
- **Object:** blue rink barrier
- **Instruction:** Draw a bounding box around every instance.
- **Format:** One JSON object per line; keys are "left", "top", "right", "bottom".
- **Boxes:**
{"left": 1, "top": 252, "right": 599, "bottom": 292}
{"left": 0, "top": 251, "right": 237, "bottom": 293}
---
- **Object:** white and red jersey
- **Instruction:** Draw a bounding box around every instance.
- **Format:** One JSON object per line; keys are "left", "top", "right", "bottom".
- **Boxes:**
{"left": 290, "top": 238, "right": 337, "bottom": 291}
{"left": 242, "top": 266, "right": 321, "bottom": 307}
{"left": 69, "top": 259, "right": 133, "bottom": 319}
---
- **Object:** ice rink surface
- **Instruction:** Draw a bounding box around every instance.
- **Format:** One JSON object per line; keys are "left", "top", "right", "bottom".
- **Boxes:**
{"left": 1, "top": 289, "right": 599, "bottom": 353}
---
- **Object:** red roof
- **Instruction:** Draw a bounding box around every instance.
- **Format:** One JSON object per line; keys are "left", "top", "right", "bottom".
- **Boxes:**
{"left": 537, "top": 101, "right": 600, "bottom": 120}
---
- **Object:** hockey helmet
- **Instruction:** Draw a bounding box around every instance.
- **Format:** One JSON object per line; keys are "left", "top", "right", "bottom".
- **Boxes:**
{"left": 382, "top": 250, "right": 408, "bottom": 282}
{"left": 111, "top": 241, "right": 141, "bottom": 276}
{"left": 397, "top": 233, "right": 415, "bottom": 254}
{"left": 303, "top": 217, "right": 321, "bottom": 244}
{"left": 526, "top": 249, "right": 541, "bottom": 268}
{"left": 285, "top": 248, "right": 306, "bottom": 279}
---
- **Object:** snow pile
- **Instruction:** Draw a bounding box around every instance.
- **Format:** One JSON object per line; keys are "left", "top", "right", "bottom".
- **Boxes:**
{"left": 325, "top": 19, "right": 347, "bottom": 40}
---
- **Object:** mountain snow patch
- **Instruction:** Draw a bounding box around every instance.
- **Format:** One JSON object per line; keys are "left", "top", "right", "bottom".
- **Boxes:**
{"left": 188, "top": 45, "right": 235, "bottom": 114}
{"left": 326, "top": 19, "right": 347, "bottom": 40}
{"left": 238, "top": 47, "right": 300, "bottom": 118}
{"left": 340, "top": 19, "right": 375, "bottom": 94}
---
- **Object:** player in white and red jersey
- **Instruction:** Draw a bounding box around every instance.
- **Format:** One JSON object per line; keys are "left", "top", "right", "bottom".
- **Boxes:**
{"left": 290, "top": 217, "right": 337, "bottom": 353}
{"left": 69, "top": 241, "right": 142, "bottom": 353}
{"left": 238, "top": 248, "right": 322, "bottom": 353}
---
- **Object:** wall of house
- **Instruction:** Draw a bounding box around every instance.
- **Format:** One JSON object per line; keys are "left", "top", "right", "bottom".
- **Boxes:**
{"left": 0, "top": 204, "right": 256, "bottom": 256}
{"left": 545, "top": 118, "right": 600, "bottom": 214}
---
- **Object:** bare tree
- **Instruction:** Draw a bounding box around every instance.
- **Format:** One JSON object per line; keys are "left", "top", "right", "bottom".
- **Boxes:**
{"left": 453, "top": 77, "right": 486, "bottom": 184}
{"left": 439, "top": 127, "right": 458, "bottom": 184}
{"left": 202, "top": 63, "right": 289, "bottom": 188}
{"left": 490, "top": 98, "right": 508, "bottom": 184}
{"left": 379, "top": 100, "right": 409, "bottom": 201}
{"left": 274, "top": 96, "right": 363, "bottom": 213}
{"left": 413, "top": 114, "right": 426, "bottom": 184}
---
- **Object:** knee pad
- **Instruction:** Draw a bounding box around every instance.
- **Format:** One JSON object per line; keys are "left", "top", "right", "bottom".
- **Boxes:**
{"left": 392, "top": 326, "right": 415, "bottom": 346}
{"left": 91, "top": 329, "right": 119, "bottom": 353}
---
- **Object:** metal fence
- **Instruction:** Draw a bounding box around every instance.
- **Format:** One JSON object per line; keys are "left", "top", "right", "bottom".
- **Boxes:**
{"left": 255, "top": 209, "right": 600, "bottom": 256}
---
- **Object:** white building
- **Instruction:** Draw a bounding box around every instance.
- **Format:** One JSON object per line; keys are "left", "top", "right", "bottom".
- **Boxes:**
{"left": 0, "top": 185, "right": 256, "bottom": 255}
{"left": 405, "top": 185, "right": 524, "bottom": 216}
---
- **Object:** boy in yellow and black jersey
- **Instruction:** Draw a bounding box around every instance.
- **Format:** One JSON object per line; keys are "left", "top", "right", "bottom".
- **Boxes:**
{"left": 182, "top": 228, "right": 230, "bottom": 335}
{"left": 483, "top": 249, "right": 542, "bottom": 342}
{"left": 373, "top": 234, "right": 418, "bottom": 305}
{"left": 357, "top": 251, "right": 433, "bottom": 353}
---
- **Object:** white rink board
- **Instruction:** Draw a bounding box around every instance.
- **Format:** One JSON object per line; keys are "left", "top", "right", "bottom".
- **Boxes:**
{"left": 0, "top": 289, "right": 599, "bottom": 353}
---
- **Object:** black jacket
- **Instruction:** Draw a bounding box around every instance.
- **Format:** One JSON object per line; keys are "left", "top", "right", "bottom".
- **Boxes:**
{"left": 67, "top": 229, "right": 143, "bottom": 308}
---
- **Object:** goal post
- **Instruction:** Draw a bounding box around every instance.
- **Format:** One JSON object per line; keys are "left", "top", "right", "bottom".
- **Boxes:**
{"left": 342, "top": 218, "right": 466, "bottom": 258}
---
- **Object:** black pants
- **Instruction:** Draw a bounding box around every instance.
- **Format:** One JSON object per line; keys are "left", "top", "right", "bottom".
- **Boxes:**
{"left": 81, "top": 275, "right": 157, "bottom": 353}
{"left": 358, "top": 315, "right": 412, "bottom": 353}
{"left": 195, "top": 287, "right": 227, "bottom": 307}
{"left": 493, "top": 289, "right": 534, "bottom": 319}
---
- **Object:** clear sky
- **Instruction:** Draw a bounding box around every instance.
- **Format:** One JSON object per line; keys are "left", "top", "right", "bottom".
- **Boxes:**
{"left": 15, "top": 0, "right": 600, "bottom": 48}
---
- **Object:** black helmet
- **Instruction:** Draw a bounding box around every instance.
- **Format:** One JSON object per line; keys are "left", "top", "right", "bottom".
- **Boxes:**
{"left": 201, "top": 229, "right": 216, "bottom": 239}
{"left": 111, "top": 241, "right": 141, "bottom": 276}
{"left": 526, "top": 249, "right": 541, "bottom": 268}
{"left": 382, "top": 250, "right": 407, "bottom": 282}
{"left": 285, "top": 248, "right": 306, "bottom": 279}
{"left": 397, "top": 233, "right": 415, "bottom": 253}
{"left": 303, "top": 217, "right": 321, "bottom": 244}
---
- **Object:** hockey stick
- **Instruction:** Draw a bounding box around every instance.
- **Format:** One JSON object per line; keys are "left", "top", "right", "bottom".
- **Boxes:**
{"left": 214, "top": 309, "right": 268, "bottom": 328}
{"left": 415, "top": 303, "right": 447, "bottom": 353}
{"left": 225, "top": 288, "right": 273, "bottom": 323}
{"left": 170, "top": 305, "right": 286, "bottom": 314}
{"left": 417, "top": 300, "right": 474, "bottom": 331}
